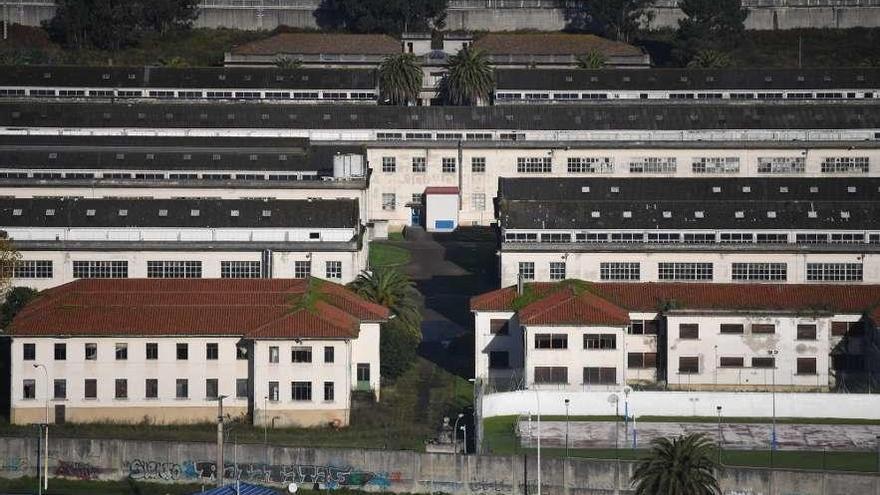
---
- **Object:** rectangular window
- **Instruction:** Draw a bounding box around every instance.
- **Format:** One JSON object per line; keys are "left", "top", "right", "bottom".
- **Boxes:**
{"left": 176, "top": 343, "right": 188, "bottom": 360}
{"left": 442, "top": 157, "right": 457, "bottom": 173}
{"left": 205, "top": 378, "right": 219, "bottom": 399}
{"left": 23, "top": 343, "right": 35, "bottom": 361}
{"left": 534, "top": 366, "right": 568, "bottom": 384}
{"left": 757, "top": 157, "right": 806, "bottom": 174}
{"left": 382, "top": 156, "right": 396, "bottom": 173}
{"left": 84, "top": 343, "right": 97, "bottom": 360}
{"left": 678, "top": 357, "right": 699, "bottom": 373}
{"left": 549, "top": 262, "right": 566, "bottom": 281}
{"left": 797, "top": 357, "right": 817, "bottom": 375}
{"left": 54, "top": 343, "right": 66, "bottom": 361}
{"left": 357, "top": 363, "right": 371, "bottom": 382}
{"left": 206, "top": 343, "right": 219, "bottom": 360}
{"left": 679, "top": 324, "right": 699, "bottom": 339}
{"left": 220, "top": 261, "right": 261, "bottom": 279}
{"left": 517, "top": 157, "right": 552, "bottom": 173}
{"left": 268, "top": 381, "right": 279, "bottom": 401}
{"left": 832, "top": 321, "right": 863, "bottom": 337}
{"left": 628, "top": 320, "right": 659, "bottom": 335}
{"left": 629, "top": 157, "right": 677, "bottom": 173}
{"left": 323, "top": 381, "right": 335, "bottom": 402}
{"left": 692, "top": 157, "right": 740, "bottom": 174}
{"left": 490, "top": 319, "right": 509, "bottom": 335}
{"left": 146, "top": 261, "right": 202, "bottom": 278}
{"left": 583, "top": 367, "right": 616, "bottom": 385}
{"left": 731, "top": 263, "right": 787, "bottom": 281}
{"left": 293, "top": 260, "right": 311, "bottom": 279}
{"left": 324, "top": 346, "right": 335, "bottom": 363}
{"left": 751, "top": 357, "right": 775, "bottom": 368}
{"left": 84, "top": 379, "right": 97, "bottom": 399}
{"left": 751, "top": 324, "right": 775, "bottom": 334}
{"left": 797, "top": 324, "right": 818, "bottom": 340}
{"left": 488, "top": 351, "right": 509, "bottom": 369}
{"left": 145, "top": 379, "right": 158, "bottom": 399}
{"left": 535, "top": 333, "right": 568, "bottom": 349}
{"left": 583, "top": 334, "right": 616, "bottom": 350}
{"left": 176, "top": 379, "right": 188, "bottom": 399}
{"left": 600, "top": 262, "right": 640, "bottom": 281}
{"left": 11, "top": 260, "right": 53, "bottom": 279}
{"left": 53, "top": 379, "right": 66, "bottom": 400}
{"left": 269, "top": 346, "right": 279, "bottom": 363}
{"left": 719, "top": 357, "right": 744, "bottom": 368}
{"left": 292, "top": 381, "right": 312, "bottom": 401}
{"left": 411, "top": 156, "right": 426, "bottom": 173}
{"left": 325, "top": 261, "right": 342, "bottom": 279}
{"left": 382, "top": 193, "right": 396, "bottom": 211}
{"left": 236, "top": 379, "right": 248, "bottom": 399}
{"left": 146, "top": 343, "right": 158, "bottom": 360}
{"left": 115, "top": 343, "right": 128, "bottom": 360}
{"left": 658, "top": 262, "right": 713, "bottom": 281}
{"left": 567, "top": 157, "right": 613, "bottom": 173}
{"left": 806, "top": 263, "right": 863, "bottom": 282}
{"left": 821, "top": 157, "right": 869, "bottom": 173}
{"left": 22, "top": 379, "right": 35, "bottom": 399}
{"left": 291, "top": 347, "right": 312, "bottom": 363}
{"left": 471, "top": 157, "right": 486, "bottom": 173}
{"left": 518, "top": 262, "right": 535, "bottom": 280}
{"left": 472, "top": 193, "right": 486, "bottom": 211}
{"left": 627, "top": 352, "right": 657, "bottom": 368}
{"left": 236, "top": 344, "right": 248, "bottom": 360}
{"left": 720, "top": 324, "right": 744, "bottom": 334}
{"left": 115, "top": 379, "right": 128, "bottom": 399}
{"left": 72, "top": 260, "right": 128, "bottom": 278}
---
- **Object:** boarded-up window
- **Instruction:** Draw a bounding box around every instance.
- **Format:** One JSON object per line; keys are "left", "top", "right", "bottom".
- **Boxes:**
{"left": 719, "top": 357, "right": 744, "bottom": 367}
{"left": 751, "top": 324, "right": 776, "bottom": 334}
{"left": 720, "top": 324, "right": 744, "bottom": 334}
{"left": 797, "top": 357, "right": 817, "bottom": 375}
{"left": 679, "top": 356, "right": 699, "bottom": 373}
{"left": 796, "top": 324, "right": 817, "bottom": 340}
{"left": 490, "top": 319, "right": 509, "bottom": 335}
{"left": 679, "top": 324, "right": 699, "bottom": 339}
{"left": 534, "top": 366, "right": 567, "bottom": 383}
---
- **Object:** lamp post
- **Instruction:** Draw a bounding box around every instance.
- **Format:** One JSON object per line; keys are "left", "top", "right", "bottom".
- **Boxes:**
{"left": 33, "top": 363, "right": 48, "bottom": 492}
{"left": 768, "top": 349, "right": 779, "bottom": 467}
{"left": 716, "top": 406, "right": 723, "bottom": 465}
{"left": 460, "top": 425, "right": 467, "bottom": 455}
{"left": 453, "top": 413, "right": 465, "bottom": 454}
{"left": 214, "top": 395, "right": 228, "bottom": 486}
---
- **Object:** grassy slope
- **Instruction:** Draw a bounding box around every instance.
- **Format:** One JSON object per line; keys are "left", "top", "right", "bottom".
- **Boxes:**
{"left": 369, "top": 243, "right": 412, "bottom": 269}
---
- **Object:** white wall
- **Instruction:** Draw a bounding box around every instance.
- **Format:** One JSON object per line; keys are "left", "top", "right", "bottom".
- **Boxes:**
{"left": 425, "top": 193, "right": 459, "bottom": 232}
{"left": 474, "top": 310, "right": 520, "bottom": 383}
{"left": 524, "top": 324, "right": 628, "bottom": 391}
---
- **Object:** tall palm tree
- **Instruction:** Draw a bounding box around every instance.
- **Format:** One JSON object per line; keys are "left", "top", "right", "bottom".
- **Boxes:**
{"left": 348, "top": 268, "right": 421, "bottom": 339}
{"left": 631, "top": 434, "right": 721, "bottom": 495}
{"left": 444, "top": 46, "right": 494, "bottom": 106}
{"left": 378, "top": 54, "right": 423, "bottom": 106}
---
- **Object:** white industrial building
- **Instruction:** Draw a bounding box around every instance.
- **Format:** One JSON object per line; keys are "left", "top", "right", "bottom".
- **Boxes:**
{"left": 7, "top": 278, "right": 388, "bottom": 426}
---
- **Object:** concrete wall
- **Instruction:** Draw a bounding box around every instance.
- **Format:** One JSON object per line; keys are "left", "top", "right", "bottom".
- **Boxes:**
{"left": 0, "top": 435, "right": 879, "bottom": 494}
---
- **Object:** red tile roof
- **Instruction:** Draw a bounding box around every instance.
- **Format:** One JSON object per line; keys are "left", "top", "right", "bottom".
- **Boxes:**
{"left": 473, "top": 33, "right": 644, "bottom": 58}
{"left": 231, "top": 33, "right": 400, "bottom": 56}
{"left": 424, "top": 186, "right": 460, "bottom": 195}
{"left": 10, "top": 278, "right": 388, "bottom": 338}
{"left": 471, "top": 282, "right": 880, "bottom": 325}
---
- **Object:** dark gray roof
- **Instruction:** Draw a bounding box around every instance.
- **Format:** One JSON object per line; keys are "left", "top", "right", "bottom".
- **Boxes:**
{"left": 2, "top": 101, "right": 880, "bottom": 130}
{"left": 0, "top": 197, "right": 358, "bottom": 229}
{"left": 495, "top": 68, "right": 880, "bottom": 91}
{"left": 0, "top": 66, "right": 377, "bottom": 90}
{"left": 499, "top": 178, "right": 880, "bottom": 230}
{"left": 0, "top": 135, "right": 362, "bottom": 172}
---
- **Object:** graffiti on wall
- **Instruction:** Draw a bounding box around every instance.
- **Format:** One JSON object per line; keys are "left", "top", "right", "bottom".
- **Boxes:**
{"left": 0, "top": 457, "right": 28, "bottom": 473}
{"left": 54, "top": 460, "right": 102, "bottom": 481}
{"left": 126, "top": 459, "right": 403, "bottom": 489}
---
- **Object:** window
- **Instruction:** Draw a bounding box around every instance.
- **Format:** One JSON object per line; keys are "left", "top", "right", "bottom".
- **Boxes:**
{"left": 488, "top": 351, "right": 509, "bottom": 369}
{"left": 220, "top": 261, "right": 261, "bottom": 279}
{"left": 382, "top": 193, "right": 396, "bottom": 211}
{"left": 294, "top": 260, "right": 311, "bottom": 278}
{"left": 731, "top": 263, "right": 787, "bottom": 281}
{"left": 84, "top": 379, "right": 97, "bottom": 399}
{"left": 292, "top": 347, "right": 312, "bottom": 363}
{"left": 658, "top": 262, "right": 713, "bottom": 281}
{"left": 628, "top": 320, "right": 659, "bottom": 335}
{"left": 383, "top": 157, "right": 397, "bottom": 173}
{"left": 517, "top": 157, "right": 552, "bottom": 173}
{"left": 269, "top": 346, "right": 279, "bottom": 363}
{"left": 831, "top": 321, "right": 863, "bottom": 337}
{"left": 584, "top": 334, "right": 616, "bottom": 350}
{"left": 583, "top": 367, "right": 616, "bottom": 385}
{"left": 806, "top": 263, "right": 863, "bottom": 281}
{"left": 145, "top": 379, "right": 158, "bottom": 399}
{"left": 54, "top": 343, "right": 66, "bottom": 360}
{"left": 720, "top": 324, "right": 744, "bottom": 334}
{"left": 325, "top": 261, "right": 342, "bottom": 279}
{"left": 627, "top": 352, "right": 657, "bottom": 369}
{"left": 751, "top": 324, "right": 775, "bottom": 334}
{"left": 357, "top": 363, "right": 371, "bottom": 382}
{"left": 797, "top": 357, "right": 817, "bottom": 375}
{"left": 176, "top": 379, "right": 188, "bottom": 399}
{"left": 442, "top": 158, "right": 457, "bottom": 173}
{"left": 146, "top": 343, "right": 158, "bottom": 360}
{"left": 490, "top": 319, "right": 509, "bottom": 335}
{"left": 567, "top": 157, "right": 613, "bottom": 174}
{"left": 323, "top": 381, "right": 335, "bottom": 402}
{"left": 206, "top": 343, "right": 218, "bottom": 360}
{"left": 11, "top": 260, "right": 53, "bottom": 279}
{"left": 629, "top": 157, "right": 677, "bottom": 173}
{"left": 534, "top": 366, "right": 567, "bottom": 384}
{"left": 53, "top": 379, "right": 66, "bottom": 400}
{"left": 115, "top": 379, "right": 128, "bottom": 399}
{"left": 81, "top": 343, "right": 97, "bottom": 360}
{"left": 797, "top": 324, "right": 817, "bottom": 340}
{"left": 692, "top": 157, "right": 740, "bottom": 174}
{"left": 751, "top": 357, "right": 775, "bottom": 368}
{"left": 549, "top": 262, "right": 566, "bottom": 281}
{"left": 600, "top": 262, "right": 640, "bottom": 281}
{"left": 719, "top": 357, "right": 744, "bottom": 368}
{"left": 757, "top": 157, "right": 806, "bottom": 174}
{"left": 23, "top": 379, "right": 35, "bottom": 399}
{"left": 472, "top": 193, "right": 486, "bottom": 211}
{"left": 236, "top": 379, "right": 248, "bottom": 399}
{"left": 755, "top": 233, "right": 788, "bottom": 244}
{"left": 678, "top": 357, "right": 699, "bottom": 373}
{"left": 821, "top": 157, "right": 869, "bottom": 173}
{"left": 206, "top": 379, "right": 219, "bottom": 399}
{"left": 411, "top": 157, "right": 426, "bottom": 173}
{"left": 518, "top": 262, "right": 535, "bottom": 280}
{"left": 535, "top": 334, "right": 568, "bottom": 349}
{"left": 471, "top": 157, "right": 486, "bottom": 173}
{"left": 147, "top": 261, "right": 202, "bottom": 278}
{"left": 72, "top": 260, "right": 127, "bottom": 278}
{"left": 176, "top": 343, "right": 188, "bottom": 360}
{"left": 324, "top": 346, "right": 335, "bottom": 363}
{"left": 115, "top": 343, "right": 128, "bottom": 360}
{"left": 679, "top": 324, "right": 699, "bottom": 339}
{"left": 292, "top": 381, "right": 312, "bottom": 401}
{"left": 23, "top": 343, "right": 35, "bottom": 361}
{"left": 268, "top": 381, "right": 279, "bottom": 401}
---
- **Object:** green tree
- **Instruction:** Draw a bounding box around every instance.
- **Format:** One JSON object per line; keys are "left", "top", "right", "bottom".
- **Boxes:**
{"left": 316, "top": 0, "right": 447, "bottom": 34}
{"left": 273, "top": 56, "right": 303, "bottom": 69}
{"left": 1, "top": 287, "right": 38, "bottom": 330}
{"left": 562, "top": 0, "right": 655, "bottom": 43}
{"left": 443, "top": 46, "right": 494, "bottom": 106}
{"left": 576, "top": 49, "right": 608, "bottom": 69}
{"left": 378, "top": 53, "right": 423, "bottom": 105}
{"left": 0, "top": 234, "right": 21, "bottom": 295}
{"left": 348, "top": 268, "right": 421, "bottom": 338}
{"left": 142, "top": 0, "right": 199, "bottom": 34}
{"left": 379, "top": 318, "right": 420, "bottom": 381}
{"left": 631, "top": 434, "right": 721, "bottom": 495}
{"left": 676, "top": 0, "right": 748, "bottom": 61}
{"left": 686, "top": 49, "right": 733, "bottom": 68}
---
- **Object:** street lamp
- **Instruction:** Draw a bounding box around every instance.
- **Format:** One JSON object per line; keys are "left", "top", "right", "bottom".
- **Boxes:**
{"left": 32, "top": 364, "right": 48, "bottom": 492}
{"left": 453, "top": 413, "right": 465, "bottom": 454}
{"left": 716, "top": 406, "right": 723, "bottom": 464}
{"left": 768, "top": 348, "right": 779, "bottom": 467}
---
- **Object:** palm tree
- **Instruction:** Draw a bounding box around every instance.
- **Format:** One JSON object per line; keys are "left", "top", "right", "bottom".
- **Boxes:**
{"left": 348, "top": 268, "right": 421, "bottom": 339}
{"left": 378, "top": 53, "right": 423, "bottom": 106}
{"left": 687, "top": 49, "right": 733, "bottom": 69}
{"left": 631, "top": 434, "right": 721, "bottom": 495}
{"left": 576, "top": 49, "right": 607, "bottom": 69}
{"left": 444, "top": 46, "right": 494, "bottom": 106}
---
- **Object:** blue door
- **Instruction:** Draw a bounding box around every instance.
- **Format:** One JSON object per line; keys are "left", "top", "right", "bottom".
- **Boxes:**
{"left": 411, "top": 205, "right": 422, "bottom": 226}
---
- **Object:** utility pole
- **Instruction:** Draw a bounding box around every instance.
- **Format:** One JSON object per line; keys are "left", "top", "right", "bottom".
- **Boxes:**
{"left": 215, "top": 395, "right": 228, "bottom": 486}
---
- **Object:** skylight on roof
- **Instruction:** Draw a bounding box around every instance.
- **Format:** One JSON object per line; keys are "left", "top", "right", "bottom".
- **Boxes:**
{"left": 622, "top": 211, "right": 632, "bottom": 218}
{"left": 694, "top": 211, "right": 704, "bottom": 218}
{"left": 735, "top": 211, "right": 744, "bottom": 218}
{"left": 86, "top": 209, "right": 95, "bottom": 216}
{"left": 779, "top": 187, "right": 789, "bottom": 193}
{"left": 581, "top": 186, "right": 590, "bottom": 193}
{"left": 712, "top": 187, "right": 721, "bottom": 193}
{"left": 841, "top": 211, "right": 851, "bottom": 219}
{"left": 158, "top": 209, "right": 168, "bottom": 217}
{"left": 767, "top": 211, "right": 777, "bottom": 218}
{"left": 45, "top": 209, "right": 55, "bottom": 216}
{"left": 190, "top": 209, "right": 200, "bottom": 217}
{"left": 230, "top": 210, "right": 239, "bottom": 217}
{"left": 662, "top": 211, "right": 672, "bottom": 218}
{"left": 742, "top": 186, "right": 751, "bottom": 193}
{"left": 591, "top": 211, "right": 600, "bottom": 218}
{"left": 12, "top": 209, "right": 21, "bottom": 216}
{"left": 118, "top": 209, "right": 127, "bottom": 216}
{"left": 262, "top": 210, "right": 272, "bottom": 217}
{"left": 808, "top": 211, "right": 818, "bottom": 218}
{"left": 848, "top": 186, "right": 857, "bottom": 193}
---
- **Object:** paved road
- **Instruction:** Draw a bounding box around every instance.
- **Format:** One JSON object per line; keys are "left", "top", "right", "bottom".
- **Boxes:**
{"left": 518, "top": 420, "right": 880, "bottom": 451}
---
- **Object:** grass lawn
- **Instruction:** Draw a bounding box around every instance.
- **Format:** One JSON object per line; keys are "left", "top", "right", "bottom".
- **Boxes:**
{"left": 387, "top": 231, "right": 406, "bottom": 242}
{"left": 0, "top": 358, "right": 471, "bottom": 452}
{"left": 369, "top": 243, "right": 411, "bottom": 269}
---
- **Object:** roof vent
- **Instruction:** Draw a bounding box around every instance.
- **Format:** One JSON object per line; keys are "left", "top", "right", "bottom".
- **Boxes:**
{"left": 767, "top": 211, "right": 777, "bottom": 218}
{"left": 742, "top": 186, "right": 751, "bottom": 193}
{"left": 158, "top": 209, "right": 168, "bottom": 217}
{"left": 847, "top": 186, "right": 857, "bottom": 193}
{"left": 610, "top": 186, "right": 620, "bottom": 193}
{"left": 146, "top": 153, "right": 155, "bottom": 160}
{"left": 841, "top": 211, "right": 851, "bottom": 219}
{"left": 581, "top": 186, "right": 590, "bottom": 193}
{"left": 679, "top": 76, "right": 687, "bottom": 82}
{"left": 857, "top": 74, "right": 865, "bottom": 82}
{"left": 565, "top": 75, "right": 573, "bottom": 82}
{"left": 824, "top": 75, "right": 832, "bottom": 82}
{"left": 301, "top": 75, "right": 309, "bottom": 81}
{"left": 42, "top": 72, "right": 51, "bottom": 79}
{"left": 712, "top": 186, "right": 721, "bottom": 193}
{"left": 102, "top": 73, "right": 110, "bottom": 80}
{"left": 227, "top": 113, "right": 235, "bottom": 120}
{"left": 261, "top": 114, "right": 270, "bottom": 120}
{"left": 735, "top": 211, "right": 744, "bottom": 218}
{"left": 128, "top": 73, "right": 136, "bottom": 80}
{"left": 797, "top": 75, "right": 805, "bottom": 82}
{"left": 45, "top": 209, "right": 55, "bottom": 216}
{"left": 779, "top": 186, "right": 788, "bottom": 193}
{"left": 808, "top": 211, "right": 818, "bottom": 218}
{"left": 165, "top": 113, "right": 173, "bottom": 120}
{"left": 262, "top": 210, "right": 272, "bottom": 217}
{"left": 662, "top": 211, "right": 672, "bottom": 218}
{"left": 764, "top": 76, "right": 773, "bottom": 82}
{"left": 218, "top": 74, "right": 226, "bottom": 80}
{"left": 230, "top": 210, "right": 240, "bottom": 217}
{"left": 279, "top": 154, "right": 287, "bottom": 161}
{"left": 183, "top": 154, "right": 192, "bottom": 160}
{"left": 249, "top": 154, "right": 258, "bottom": 161}
{"left": 48, "top": 153, "right": 57, "bottom": 159}
{"left": 212, "top": 154, "right": 221, "bottom": 161}
{"left": 85, "top": 209, "right": 95, "bottom": 217}
{"left": 590, "top": 76, "right": 598, "bottom": 82}
{"left": 190, "top": 209, "right": 200, "bottom": 217}
{"left": 243, "top": 74, "right": 252, "bottom": 81}
{"left": 810, "top": 186, "right": 819, "bottom": 193}
{"left": 323, "top": 114, "right": 331, "bottom": 121}
{"left": 12, "top": 208, "right": 22, "bottom": 216}
{"left": 276, "top": 75, "right": 284, "bottom": 82}
{"left": 591, "top": 211, "right": 600, "bottom": 218}
{"left": 118, "top": 209, "right": 127, "bottom": 216}
{"left": 115, "top": 153, "right": 124, "bottom": 160}
{"left": 694, "top": 211, "right": 704, "bottom": 218}
{"left": 623, "top": 211, "right": 632, "bottom": 218}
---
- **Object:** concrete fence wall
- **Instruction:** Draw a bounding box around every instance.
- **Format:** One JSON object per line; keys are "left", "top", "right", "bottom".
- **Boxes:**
{"left": 0, "top": 436, "right": 879, "bottom": 495}
{"left": 482, "top": 390, "right": 880, "bottom": 420}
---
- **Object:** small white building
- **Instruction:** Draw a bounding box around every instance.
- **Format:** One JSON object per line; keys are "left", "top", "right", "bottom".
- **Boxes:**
{"left": 424, "top": 187, "right": 460, "bottom": 232}
{"left": 7, "top": 278, "right": 388, "bottom": 427}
